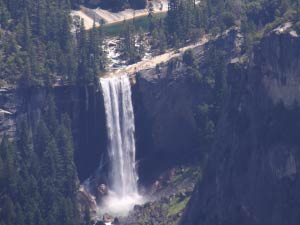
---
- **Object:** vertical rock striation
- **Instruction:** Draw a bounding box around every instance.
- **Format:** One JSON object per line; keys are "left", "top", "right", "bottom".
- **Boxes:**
{"left": 181, "top": 27, "right": 300, "bottom": 225}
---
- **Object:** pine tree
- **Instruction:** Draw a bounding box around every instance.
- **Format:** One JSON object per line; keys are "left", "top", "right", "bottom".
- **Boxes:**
{"left": 0, "top": 0, "right": 10, "bottom": 29}
{"left": 77, "top": 19, "right": 89, "bottom": 84}
{"left": 4, "top": 0, "right": 24, "bottom": 18}
{"left": 296, "top": 0, "right": 300, "bottom": 18}
{"left": 0, "top": 153, "right": 4, "bottom": 189}
{"left": 15, "top": 203, "right": 25, "bottom": 225}
{"left": 122, "top": 22, "right": 139, "bottom": 64}
{"left": 0, "top": 136, "right": 17, "bottom": 195}
{"left": 0, "top": 1, "right": 82, "bottom": 224}
{"left": 166, "top": 0, "right": 180, "bottom": 44}
{"left": 45, "top": 94, "right": 59, "bottom": 135}
{"left": 17, "top": 117, "right": 35, "bottom": 172}
{"left": 1, "top": 195, "right": 16, "bottom": 225}
{"left": 148, "top": 0, "right": 155, "bottom": 33}
{"left": 88, "top": 22, "right": 101, "bottom": 83}
{"left": 41, "top": 136, "right": 57, "bottom": 178}
{"left": 20, "top": 9, "right": 32, "bottom": 51}
{"left": 56, "top": 125, "right": 75, "bottom": 194}
{"left": 30, "top": 0, "right": 47, "bottom": 38}
{"left": 34, "top": 120, "right": 51, "bottom": 157}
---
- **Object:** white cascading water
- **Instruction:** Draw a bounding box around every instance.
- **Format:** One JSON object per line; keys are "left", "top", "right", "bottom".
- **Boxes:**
{"left": 99, "top": 75, "right": 143, "bottom": 216}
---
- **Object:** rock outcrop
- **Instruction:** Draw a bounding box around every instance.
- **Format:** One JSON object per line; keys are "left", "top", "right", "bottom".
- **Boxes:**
{"left": 180, "top": 26, "right": 300, "bottom": 225}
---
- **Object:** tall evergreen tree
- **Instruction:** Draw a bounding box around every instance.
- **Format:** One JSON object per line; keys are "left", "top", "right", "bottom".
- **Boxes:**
{"left": 0, "top": 0, "right": 10, "bottom": 29}
{"left": 19, "top": 9, "right": 32, "bottom": 51}
{"left": 121, "top": 22, "right": 140, "bottom": 64}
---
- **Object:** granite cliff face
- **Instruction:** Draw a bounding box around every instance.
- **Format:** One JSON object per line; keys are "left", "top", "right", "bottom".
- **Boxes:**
{"left": 180, "top": 26, "right": 300, "bottom": 225}
{"left": 133, "top": 64, "right": 207, "bottom": 183}
{"left": 133, "top": 28, "right": 241, "bottom": 184}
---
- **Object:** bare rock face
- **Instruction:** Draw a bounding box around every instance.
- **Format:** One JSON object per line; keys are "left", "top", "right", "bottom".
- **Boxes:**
{"left": 133, "top": 60, "right": 207, "bottom": 184}
{"left": 180, "top": 27, "right": 300, "bottom": 225}
{"left": 77, "top": 187, "right": 97, "bottom": 217}
{"left": 98, "top": 184, "right": 108, "bottom": 195}
{"left": 132, "top": 28, "right": 240, "bottom": 185}
{"left": 103, "top": 213, "right": 114, "bottom": 223}
{"left": 95, "top": 184, "right": 109, "bottom": 204}
{"left": 259, "top": 30, "right": 300, "bottom": 106}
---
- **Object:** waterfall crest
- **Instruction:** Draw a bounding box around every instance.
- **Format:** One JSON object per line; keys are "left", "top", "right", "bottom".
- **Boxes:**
{"left": 99, "top": 75, "right": 142, "bottom": 216}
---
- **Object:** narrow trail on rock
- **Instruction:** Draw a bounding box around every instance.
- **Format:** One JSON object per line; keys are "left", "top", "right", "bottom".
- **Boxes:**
{"left": 102, "top": 36, "right": 209, "bottom": 78}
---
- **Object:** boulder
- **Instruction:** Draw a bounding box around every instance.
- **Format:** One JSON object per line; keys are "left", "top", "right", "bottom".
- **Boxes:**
{"left": 103, "top": 213, "right": 113, "bottom": 223}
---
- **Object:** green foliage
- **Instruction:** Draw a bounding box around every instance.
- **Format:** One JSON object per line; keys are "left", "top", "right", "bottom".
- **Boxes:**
{"left": 167, "top": 197, "right": 190, "bottom": 216}
{"left": 0, "top": 94, "right": 80, "bottom": 225}
{"left": 183, "top": 50, "right": 195, "bottom": 67}
{"left": 150, "top": 18, "right": 167, "bottom": 54}
{"left": 0, "top": 0, "right": 10, "bottom": 29}
{"left": 187, "top": 67, "right": 203, "bottom": 83}
{"left": 0, "top": 0, "right": 106, "bottom": 87}
{"left": 159, "top": 0, "right": 300, "bottom": 52}
{"left": 196, "top": 103, "right": 216, "bottom": 144}
{"left": 164, "top": 0, "right": 237, "bottom": 45}
{"left": 183, "top": 50, "right": 202, "bottom": 83}
{"left": 166, "top": 0, "right": 199, "bottom": 46}
{"left": 120, "top": 21, "right": 144, "bottom": 64}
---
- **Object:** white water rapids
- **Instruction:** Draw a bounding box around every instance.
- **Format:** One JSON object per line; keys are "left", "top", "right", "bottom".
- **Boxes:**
{"left": 98, "top": 75, "right": 143, "bottom": 216}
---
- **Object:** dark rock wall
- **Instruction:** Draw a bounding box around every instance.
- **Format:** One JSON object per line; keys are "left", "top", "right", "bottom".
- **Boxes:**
{"left": 133, "top": 70, "right": 204, "bottom": 184}
{"left": 133, "top": 29, "right": 240, "bottom": 185}
{"left": 180, "top": 29, "right": 300, "bottom": 225}
{"left": 53, "top": 85, "right": 107, "bottom": 182}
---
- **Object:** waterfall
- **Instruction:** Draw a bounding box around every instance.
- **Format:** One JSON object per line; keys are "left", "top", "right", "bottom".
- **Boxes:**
{"left": 99, "top": 75, "right": 142, "bottom": 216}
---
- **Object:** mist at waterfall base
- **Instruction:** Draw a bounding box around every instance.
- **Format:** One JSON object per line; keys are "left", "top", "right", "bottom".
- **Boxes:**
{"left": 96, "top": 75, "right": 144, "bottom": 217}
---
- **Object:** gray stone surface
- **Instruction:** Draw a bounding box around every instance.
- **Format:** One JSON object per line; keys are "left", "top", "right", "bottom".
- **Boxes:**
{"left": 180, "top": 28, "right": 300, "bottom": 225}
